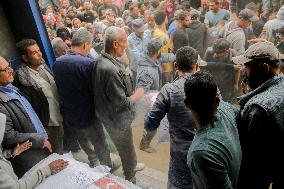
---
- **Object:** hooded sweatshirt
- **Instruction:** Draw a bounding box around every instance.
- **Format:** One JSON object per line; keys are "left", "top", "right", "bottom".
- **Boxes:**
{"left": 0, "top": 113, "right": 51, "bottom": 189}
{"left": 136, "top": 55, "right": 163, "bottom": 93}
{"left": 186, "top": 20, "right": 207, "bottom": 56}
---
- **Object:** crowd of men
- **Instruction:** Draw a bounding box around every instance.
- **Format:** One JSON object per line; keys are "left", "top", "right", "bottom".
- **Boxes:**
{"left": 1, "top": 0, "right": 284, "bottom": 188}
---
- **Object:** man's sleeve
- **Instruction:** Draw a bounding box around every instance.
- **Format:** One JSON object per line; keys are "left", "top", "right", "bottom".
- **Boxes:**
{"left": 158, "top": 53, "right": 176, "bottom": 63}
{"left": 0, "top": 164, "right": 51, "bottom": 189}
{"left": 191, "top": 150, "right": 233, "bottom": 189}
{"left": 144, "top": 85, "right": 170, "bottom": 131}
{"left": 0, "top": 104, "right": 45, "bottom": 149}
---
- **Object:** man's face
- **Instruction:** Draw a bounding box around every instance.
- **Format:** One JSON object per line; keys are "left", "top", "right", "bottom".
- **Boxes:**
{"left": 59, "top": 8, "right": 66, "bottom": 17}
{"left": 243, "top": 62, "right": 267, "bottom": 90}
{"left": 106, "top": 11, "right": 115, "bottom": 22}
{"left": 73, "top": 19, "right": 81, "bottom": 29}
{"left": 24, "top": 44, "right": 45, "bottom": 68}
{"left": 83, "top": 2, "right": 90, "bottom": 10}
{"left": 62, "top": 0, "right": 69, "bottom": 9}
{"left": 182, "top": 16, "right": 191, "bottom": 28}
{"left": 209, "top": 2, "right": 219, "bottom": 12}
{"left": 132, "top": 7, "right": 140, "bottom": 17}
{"left": 0, "top": 58, "right": 13, "bottom": 86}
{"left": 113, "top": 32, "right": 128, "bottom": 57}
{"left": 146, "top": 15, "right": 155, "bottom": 28}
{"left": 66, "top": 17, "right": 72, "bottom": 24}
{"left": 115, "top": 20, "right": 125, "bottom": 28}
{"left": 242, "top": 19, "right": 252, "bottom": 28}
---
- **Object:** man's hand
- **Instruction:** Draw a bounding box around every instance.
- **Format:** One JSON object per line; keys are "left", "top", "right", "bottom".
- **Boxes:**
{"left": 48, "top": 159, "right": 69, "bottom": 175}
{"left": 43, "top": 139, "right": 52, "bottom": 153}
{"left": 130, "top": 88, "right": 144, "bottom": 103}
{"left": 13, "top": 140, "right": 32, "bottom": 157}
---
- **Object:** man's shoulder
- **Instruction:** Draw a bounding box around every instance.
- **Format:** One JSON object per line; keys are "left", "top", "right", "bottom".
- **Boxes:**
{"left": 95, "top": 56, "right": 119, "bottom": 73}
{"left": 56, "top": 52, "right": 93, "bottom": 63}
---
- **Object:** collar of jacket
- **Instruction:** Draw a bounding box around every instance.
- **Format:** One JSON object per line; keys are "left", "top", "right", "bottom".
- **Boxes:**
{"left": 101, "top": 51, "right": 120, "bottom": 63}
{"left": 140, "top": 56, "right": 159, "bottom": 67}
{"left": 13, "top": 63, "right": 52, "bottom": 89}
{"left": 0, "top": 85, "right": 19, "bottom": 103}
{"left": 237, "top": 74, "right": 284, "bottom": 108}
{"left": 67, "top": 50, "right": 94, "bottom": 59}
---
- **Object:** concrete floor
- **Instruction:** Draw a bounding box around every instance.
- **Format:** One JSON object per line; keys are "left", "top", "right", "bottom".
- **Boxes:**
{"left": 72, "top": 109, "right": 170, "bottom": 188}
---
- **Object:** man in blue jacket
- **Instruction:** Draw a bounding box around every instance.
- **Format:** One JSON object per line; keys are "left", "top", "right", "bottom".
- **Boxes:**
{"left": 54, "top": 28, "right": 116, "bottom": 169}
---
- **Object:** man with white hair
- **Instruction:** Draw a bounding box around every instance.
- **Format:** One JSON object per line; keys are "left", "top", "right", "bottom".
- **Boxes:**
{"left": 92, "top": 26, "right": 145, "bottom": 183}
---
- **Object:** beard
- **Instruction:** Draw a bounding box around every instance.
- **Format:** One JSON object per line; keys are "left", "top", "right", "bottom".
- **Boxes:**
{"left": 31, "top": 58, "right": 45, "bottom": 67}
{"left": 244, "top": 71, "right": 269, "bottom": 90}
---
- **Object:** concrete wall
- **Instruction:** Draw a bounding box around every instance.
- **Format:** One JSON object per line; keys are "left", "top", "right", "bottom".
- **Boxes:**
{"left": 0, "top": 5, "right": 18, "bottom": 66}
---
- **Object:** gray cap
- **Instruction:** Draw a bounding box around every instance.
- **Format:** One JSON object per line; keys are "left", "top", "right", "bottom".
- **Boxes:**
{"left": 190, "top": 9, "right": 200, "bottom": 18}
{"left": 239, "top": 8, "right": 258, "bottom": 22}
{"left": 174, "top": 9, "right": 184, "bottom": 20}
{"left": 132, "top": 18, "right": 147, "bottom": 32}
{"left": 232, "top": 42, "right": 284, "bottom": 64}
{"left": 147, "top": 37, "right": 166, "bottom": 54}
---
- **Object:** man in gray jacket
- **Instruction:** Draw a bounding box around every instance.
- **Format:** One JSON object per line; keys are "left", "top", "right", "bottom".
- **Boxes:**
{"left": 143, "top": 46, "right": 200, "bottom": 188}
{"left": 136, "top": 37, "right": 165, "bottom": 93}
{"left": 220, "top": 8, "right": 258, "bottom": 55}
{"left": 92, "top": 26, "right": 145, "bottom": 183}
{"left": 0, "top": 113, "right": 68, "bottom": 189}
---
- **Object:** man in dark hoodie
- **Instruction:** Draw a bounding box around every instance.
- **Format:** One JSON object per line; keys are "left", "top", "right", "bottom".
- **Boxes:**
{"left": 186, "top": 9, "right": 207, "bottom": 57}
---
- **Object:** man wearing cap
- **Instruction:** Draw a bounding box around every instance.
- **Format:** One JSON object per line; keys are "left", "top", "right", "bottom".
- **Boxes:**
{"left": 128, "top": 18, "right": 151, "bottom": 54}
{"left": 220, "top": 8, "right": 258, "bottom": 55}
{"left": 128, "top": 18, "right": 152, "bottom": 83}
{"left": 204, "top": 0, "right": 230, "bottom": 28}
{"left": 204, "top": 38, "right": 237, "bottom": 63}
{"left": 232, "top": 42, "right": 284, "bottom": 188}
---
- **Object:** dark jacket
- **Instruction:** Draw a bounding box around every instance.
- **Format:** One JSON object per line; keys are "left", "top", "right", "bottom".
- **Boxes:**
{"left": 203, "top": 47, "right": 237, "bottom": 63}
{"left": 92, "top": 52, "right": 134, "bottom": 127}
{"left": 53, "top": 51, "right": 95, "bottom": 129}
{"left": 0, "top": 89, "right": 48, "bottom": 177}
{"left": 144, "top": 75, "right": 196, "bottom": 188}
{"left": 237, "top": 74, "right": 284, "bottom": 188}
{"left": 13, "top": 63, "right": 52, "bottom": 127}
{"left": 186, "top": 20, "right": 207, "bottom": 57}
